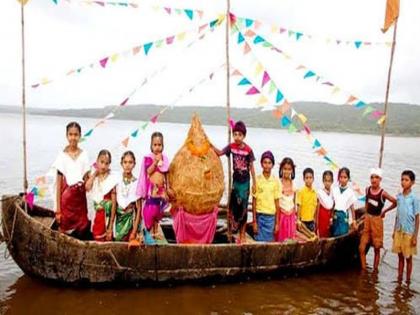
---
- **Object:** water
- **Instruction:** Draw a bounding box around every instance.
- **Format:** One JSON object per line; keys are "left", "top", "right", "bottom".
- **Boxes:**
{"left": 1, "top": 113, "right": 419, "bottom": 314}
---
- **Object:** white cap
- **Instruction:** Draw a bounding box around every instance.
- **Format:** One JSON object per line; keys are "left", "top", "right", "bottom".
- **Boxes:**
{"left": 370, "top": 168, "right": 383, "bottom": 178}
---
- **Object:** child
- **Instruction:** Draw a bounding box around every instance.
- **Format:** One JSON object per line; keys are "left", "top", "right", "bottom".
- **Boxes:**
{"left": 331, "top": 167, "right": 357, "bottom": 237}
{"left": 85, "top": 150, "right": 118, "bottom": 242}
{"left": 316, "top": 170, "right": 334, "bottom": 238}
{"left": 52, "top": 122, "right": 91, "bottom": 239}
{"left": 136, "top": 132, "right": 170, "bottom": 242}
{"left": 110, "top": 151, "right": 142, "bottom": 242}
{"left": 297, "top": 168, "right": 317, "bottom": 232}
{"left": 359, "top": 168, "right": 396, "bottom": 271}
{"left": 392, "top": 170, "right": 419, "bottom": 282}
{"left": 214, "top": 121, "right": 256, "bottom": 243}
{"left": 276, "top": 157, "right": 297, "bottom": 242}
{"left": 252, "top": 151, "right": 281, "bottom": 242}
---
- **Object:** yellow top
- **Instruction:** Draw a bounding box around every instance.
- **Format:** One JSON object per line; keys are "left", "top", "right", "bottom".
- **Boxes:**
{"left": 253, "top": 174, "right": 281, "bottom": 215}
{"left": 296, "top": 185, "right": 317, "bottom": 222}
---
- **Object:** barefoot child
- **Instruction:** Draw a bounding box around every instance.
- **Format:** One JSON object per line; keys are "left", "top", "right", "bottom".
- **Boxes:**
{"left": 110, "top": 151, "right": 142, "bottom": 242}
{"left": 331, "top": 167, "right": 357, "bottom": 237}
{"left": 252, "top": 151, "right": 281, "bottom": 242}
{"left": 137, "top": 132, "right": 170, "bottom": 242}
{"left": 85, "top": 150, "right": 118, "bottom": 242}
{"left": 275, "top": 157, "right": 297, "bottom": 242}
{"left": 359, "top": 168, "right": 396, "bottom": 271}
{"left": 53, "top": 122, "right": 91, "bottom": 239}
{"left": 214, "top": 121, "right": 256, "bottom": 243}
{"left": 316, "top": 170, "right": 334, "bottom": 238}
{"left": 297, "top": 168, "right": 317, "bottom": 232}
{"left": 392, "top": 170, "right": 419, "bottom": 282}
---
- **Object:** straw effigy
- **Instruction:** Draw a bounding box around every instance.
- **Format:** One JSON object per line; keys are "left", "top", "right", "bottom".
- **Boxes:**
{"left": 168, "top": 114, "right": 224, "bottom": 214}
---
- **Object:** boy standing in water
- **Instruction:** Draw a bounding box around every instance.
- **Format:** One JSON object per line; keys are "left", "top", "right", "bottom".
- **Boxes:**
{"left": 359, "top": 168, "right": 396, "bottom": 271}
{"left": 296, "top": 168, "right": 317, "bottom": 232}
{"left": 392, "top": 170, "right": 419, "bottom": 282}
{"left": 214, "top": 121, "right": 256, "bottom": 243}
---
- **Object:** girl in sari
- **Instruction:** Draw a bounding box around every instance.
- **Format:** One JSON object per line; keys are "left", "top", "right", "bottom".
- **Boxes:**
{"left": 85, "top": 150, "right": 118, "bottom": 242}
{"left": 53, "top": 122, "right": 91, "bottom": 239}
{"left": 316, "top": 170, "right": 334, "bottom": 238}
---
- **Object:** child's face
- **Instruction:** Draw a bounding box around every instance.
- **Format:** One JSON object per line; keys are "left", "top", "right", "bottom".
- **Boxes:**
{"left": 121, "top": 155, "right": 135, "bottom": 175}
{"left": 370, "top": 175, "right": 381, "bottom": 188}
{"left": 339, "top": 172, "right": 349, "bottom": 186}
{"left": 233, "top": 131, "right": 245, "bottom": 145}
{"left": 304, "top": 173, "right": 314, "bottom": 187}
{"left": 323, "top": 175, "right": 333, "bottom": 190}
{"left": 66, "top": 127, "right": 80, "bottom": 147}
{"left": 401, "top": 175, "right": 414, "bottom": 190}
{"left": 261, "top": 158, "right": 273, "bottom": 173}
{"left": 151, "top": 137, "right": 163, "bottom": 154}
{"left": 282, "top": 163, "right": 293, "bottom": 179}
{"left": 97, "top": 155, "right": 111, "bottom": 174}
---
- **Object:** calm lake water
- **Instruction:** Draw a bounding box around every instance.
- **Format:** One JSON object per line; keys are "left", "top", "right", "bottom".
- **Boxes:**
{"left": 1, "top": 113, "right": 419, "bottom": 314}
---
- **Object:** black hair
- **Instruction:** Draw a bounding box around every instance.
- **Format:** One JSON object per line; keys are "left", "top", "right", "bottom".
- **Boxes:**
{"left": 338, "top": 167, "right": 351, "bottom": 181}
{"left": 279, "top": 157, "right": 296, "bottom": 180}
{"left": 150, "top": 132, "right": 164, "bottom": 152}
{"left": 323, "top": 170, "right": 334, "bottom": 182}
{"left": 303, "top": 167, "right": 314, "bottom": 177}
{"left": 66, "top": 121, "right": 81, "bottom": 134}
{"left": 401, "top": 170, "right": 415, "bottom": 182}
{"left": 121, "top": 151, "right": 136, "bottom": 164}
{"left": 97, "top": 149, "right": 112, "bottom": 163}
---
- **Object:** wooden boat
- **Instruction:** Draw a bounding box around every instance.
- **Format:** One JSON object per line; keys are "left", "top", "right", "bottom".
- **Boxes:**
{"left": 1, "top": 195, "right": 362, "bottom": 285}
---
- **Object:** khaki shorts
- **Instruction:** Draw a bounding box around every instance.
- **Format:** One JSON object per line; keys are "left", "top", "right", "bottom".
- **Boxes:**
{"left": 392, "top": 230, "right": 417, "bottom": 258}
{"left": 360, "top": 214, "right": 383, "bottom": 249}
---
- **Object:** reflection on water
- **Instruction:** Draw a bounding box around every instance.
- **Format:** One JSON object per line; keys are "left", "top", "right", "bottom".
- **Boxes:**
{"left": 1, "top": 113, "right": 420, "bottom": 314}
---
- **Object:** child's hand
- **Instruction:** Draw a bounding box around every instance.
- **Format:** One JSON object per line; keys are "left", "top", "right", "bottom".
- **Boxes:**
{"left": 380, "top": 211, "right": 386, "bottom": 218}
{"left": 55, "top": 212, "right": 61, "bottom": 224}
{"left": 351, "top": 221, "right": 357, "bottom": 231}
{"left": 129, "top": 231, "right": 136, "bottom": 241}
{"left": 106, "top": 229, "right": 113, "bottom": 241}
{"left": 411, "top": 236, "right": 417, "bottom": 247}
{"left": 253, "top": 221, "right": 258, "bottom": 235}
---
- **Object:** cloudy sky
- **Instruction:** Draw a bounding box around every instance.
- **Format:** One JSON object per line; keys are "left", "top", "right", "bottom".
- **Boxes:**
{"left": 1, "top": 0, "right": 419, "bottom": 109}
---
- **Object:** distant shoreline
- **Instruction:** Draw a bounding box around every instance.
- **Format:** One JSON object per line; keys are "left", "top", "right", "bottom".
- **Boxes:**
{"left": 1, "top": 102, "right": 420, "bottom": 137}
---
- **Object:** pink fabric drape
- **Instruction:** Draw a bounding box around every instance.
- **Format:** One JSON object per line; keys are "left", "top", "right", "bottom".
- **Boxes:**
{"left": 136, "top": 153, "right": 169, "bottom": 199}
{"left": 173, "top": 207, "right": 218, "bottom": 244}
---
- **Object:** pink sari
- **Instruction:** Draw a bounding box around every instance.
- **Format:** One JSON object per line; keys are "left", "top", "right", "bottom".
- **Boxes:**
{"left": 275, "top": 182, "right": 296, "bottom": 242}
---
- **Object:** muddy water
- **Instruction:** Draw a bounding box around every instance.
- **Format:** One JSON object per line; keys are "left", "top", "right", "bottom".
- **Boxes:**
{"left": 1, "top": 113, "right": 419, "bottom": 314}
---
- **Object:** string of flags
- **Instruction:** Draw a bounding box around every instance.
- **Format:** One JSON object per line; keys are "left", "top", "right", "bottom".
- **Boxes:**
{"left": 231, "top": 14, "right": 393, "bottom": 49}
{"left": 230, "top": 14, "right": 387, "bottom": 125}
{"left": 31, "top": 16, "right": 224, "bottom": 89}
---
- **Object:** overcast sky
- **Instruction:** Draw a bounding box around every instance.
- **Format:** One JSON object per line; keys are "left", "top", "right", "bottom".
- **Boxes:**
{"left": 1, "top": 0, "right": 420, "bottom": 109}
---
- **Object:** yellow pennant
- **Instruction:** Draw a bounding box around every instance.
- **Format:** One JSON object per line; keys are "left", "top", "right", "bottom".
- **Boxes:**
{"left": 17, "top": 0, "right": 30, "bottom": 5}
{"left": 254, "top": 63, "right": 264, "bottom": 76}
{"left": 257, "top": 95, "right": 268, "bottom": 106}
{"left": 177, "top": 32, "right": 187, "bottom": 41}
{"left": 298, "top": 113, "right": 307, "bottom": 124}
{"left": 377, "top": 115, "right": 386, "bottom": 125}
{"left": 111, "top": 53, "right": 119, "bottom": 63}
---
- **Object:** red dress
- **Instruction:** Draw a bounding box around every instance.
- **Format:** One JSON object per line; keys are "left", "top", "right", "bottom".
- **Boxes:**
{"left": 317, "top": 189, "right": 334, "bottom": 238}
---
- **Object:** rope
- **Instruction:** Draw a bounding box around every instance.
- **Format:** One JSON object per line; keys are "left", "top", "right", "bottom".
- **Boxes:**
{"left": 1, "top": 197, "right": 20, "bottom": 259}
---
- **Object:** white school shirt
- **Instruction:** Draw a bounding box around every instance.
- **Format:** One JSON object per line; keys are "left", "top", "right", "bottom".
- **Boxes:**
{"left": 317, "top": 188, "right": 334, "bottom": 210}
{"left": 332, "top": 186, "right": 357, "bottom": 213}
{"left": 52, "top": 150, "right": 90, "bottom": 186}
{"left": 116, "top": 176, "right": 139, "bottom": 209}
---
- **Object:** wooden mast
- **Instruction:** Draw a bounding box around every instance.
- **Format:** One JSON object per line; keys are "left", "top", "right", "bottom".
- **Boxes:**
{"left": 378, "top": 19, "right": 398, "bottom": 168}
{"left": 225, "top": 0, "right": 232, "bottom": 241}
{"left": 20, "top": 1, "right": 29, "bottom": 208}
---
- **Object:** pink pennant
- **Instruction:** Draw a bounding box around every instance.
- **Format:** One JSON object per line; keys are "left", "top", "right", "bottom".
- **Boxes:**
{"left": 303, "top": 124, "right": 311, "bottom": 135}
{"left": 254, "top": 20, "right": 262, "bottom": 30}
{"left": 209, "top": 73, "right": 214, "bottom": 80}
{"left": 346, "top": 95, "right": 358, "bottom": 104}
{"left": 120, "top": 97, "right": 129, "bottom": 106}
{"left": 199, "top": 24, "right": 207, "bottom": 33}
{"left": 94, "top": 1, "right": 105, "bottom": 6}
{"left": 272, "top": 47, "right": 283, "bottom": 54}
{"left": 164, "top": 7, "right": 171, "bottom": 14}
{"left": 322, "top": 81, "right": 334, "bottom": 86}
{"left": 66, "top": 69, "right": 75, "bottom": 76}
{"left": 231, "top": 69, "right": 242, "bottom": 76}
{"left": 35, "top": 176, "right": 47, "bottom": 186}
{"left": 166, "top": 36, "right": 175, "bottom": 45}
{"left": 246, "top": 86, "right": 260, "bottom": 95}
{"left": 229, "top": 118, "right": 235, "bottom": 129}
{"left": 371, "top": 110, "right": 384, "bottom": 118}
{"left": 280, "top": 27, "right": 287, "bottom": 33}
{"left": 132, "top": 46, "right": 141, "bottom": 55}
{"left": 244, "top": 29, "right": 256, "bottom": 37}
{"left": 280, "top": 100, "right": 291, "bottom": 114}
{"left": 99, "top": 57, "right": 108, "bottom": 68}
{"left": 31, "top": 84, "right": 40, "bottom": 88}
{"left": 129, "top": 3, "right": 138, "bottom": 8}
{"left": 197, "top": 10, "right": 204, "bottom": 19}
{"left": 25, "top": 192, "right": 35, "bottom": 209}
{"left": 229, "top": 13, "right": 237, "bottom": 24}
{"left": 121, "top": 137, "right": 130, "bottom": 148}
{"left": 261, "top": 71, "right": 270, "bottom": 87}
{"left": 243, "top": 42, "right": 251, "bottom": 55}
{"left": 150, "top": 114, "right": 159, "bottom": 123}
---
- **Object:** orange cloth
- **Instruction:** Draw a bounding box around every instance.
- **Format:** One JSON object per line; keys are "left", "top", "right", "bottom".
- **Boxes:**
{"left": 383, "top": 0, "right": 400, "bottom": 33}
{"left": 360, "top": 214, "right": 384, "bottom": 250}
{"left": 392, "top": 230, "right": 417, "bottom": 258}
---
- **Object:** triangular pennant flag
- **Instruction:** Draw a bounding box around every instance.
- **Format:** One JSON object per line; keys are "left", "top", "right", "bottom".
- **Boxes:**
{"left": 38, "top": 187, "right": 47, "bottom": 198}
{"left": 346, "top": 95, "right": 358, "bottom": 104}
{"left": 166, "top": 36, "right": 175, "bottom": 45}
{"left": 354, "top": 101, "right": 367, "bottom": 108}
{"left": 143, "top": 42, "right": 153, "bottom": 55}
{"left": 17, "top": 0, "right": 30, "bottom": 5}
{"left": 312, "top": 139, "right": 322, "bottom": 148}
{"left": 362, "top": 106, "right": 374, "bottom": 117}
{"left": 184, "top": 9, "right": 193, "bottom": 20}
{"left": 198, "top": 24, "right": 207, "bottom": 33}
{"left": 272, "top": 107, "right": 283, "bottom": 119}
{"left": 155, "top": 39, "right": 164, "bottom": 48}
{"left": 99, "top": 57, "right": 108, "bottom": 68}
{"left": 32, "top": 84, "right": 40, "bottom": 88}
{"left": 25, "top": 192, "right": 35, "bottom": 209}
{"left": 377, "top": 115, "right": 386, "bottom": 125}
{"left": 280, "top": 100, "right": 290, "bottom": 114}
{"left": 94, "top": 2, "right": 105, "bottom": 7}
{"left": 177, "top": 32, "right": 187, "bottom": 41}
{"left": 281, "top": 116, "right": 292, "bottom": 127}
{"left": 315, "top": 148, "right": 328, "bottom": 156}
{"left": 237, "top": 32, "right": 245, "bottom": 44}
{"left": 261, "top": 71, "right": 270, "bottom": 87}
{"left": 35, "top": 176, "right": 47, "bottom": 186}
{"left": 122, "top": 137, "right": 130, "bottom": 148}
{"left": 197, "top": 10, "right": 204, "bottom": 19}
{"left": 382, "top": 0, "right": 400, "bottom": 33}
{"left": 304, "top": 71, "right": 316, "bottom": 79}
{"left": 246, "top": 86, "right": 260, "bottom": 95}
{"left": 269, "top": 81, "right": 276, "bottom": 94}
{"left": 238, "top": 77, "right": 251, "bottom": 86}
{"left": 132, "top": 46, "right": 141, "bottom": 55}
{"left": 276, "top": 89, "right": 284, "bottom": 103}
{"left": 243, "top": 42, "right": 251, "bottom": 55}
{"left": 231, "top": 69, "right": 242, "bottom": 76}
{"left": 322, "top": 81, "right": 334, "bottom": 86}
{"left": 279, "top": 27, "right": 287, "bottom": 34}
{"left": 296, "top": 32, "right": 303, "bottom": 41}
{"left": 150, "top": 114, "right": 159, "bottom": 123}
{"left": 31, "top": 187, "right": 39, "bottom": 196}
{"left": 354, "top": 41, "right": 363, "bottom": 49}
{"left": 288, "top": 123, "right": 298, "bottom": 133}
{"left": 288, "top": 30, "right": 295, "bottom": 37}
{"left": 291, "top": 108, "right": 298, "bottom": 118}
{"left": 244, "top": 29, "right": 256, "bottom": 37}
{"left": 245, "top": 18, "right": 254, "bottom": 27}
{"left": 94, "top": 120, "right": 105, "bottom": 128}
{"left": 253, "top": 35, "right": 265, "bottom": 44}
{"left": 141, "top": 122, "right": 149, "bottom": 130}
{"left": 254, "top": 20, "right": 262, "bottom": 29}
{"left": 164, "top": 7, "right": 171, "bottom": 14}
{"left": 66, "top": 69, "right": 75, "bottom": 76}
{"left": 111, "top": 53, "right": 119, "bottom": 63}
{"left": 303, "top": 124, "right": 311, "bottom": 135}
{"left": 255, "top": 63, "right": 263, "bottom": 76}
{"left": 336, "top": 40, "right": 342, "bottom": 45}
{"left": 209, "top": 19, "right": 218, "bottom": 28}
{"left": 331, "top": 87, "right": 340, "bottom": 94}
{"left": 296, "top": 65, "right": 306, "bottom": 70}
{"left": 131, "top": 129, "right": 139, "bottom": 138}
{"left": 297, "top": 113, "right": 307, "bottom": 124}
{"left": 104, "top": 113, "right": 115, "bottom": 120}
{"left": 371, "top": 110, "right": 384, "bottom": 119}
{"left": 84, "top": 129, "right": 94, "bottom": 137}
{"left": 257, "top": 95, "right": 268, "bottom": 106}
{"left": 228, "top": 118, "right": 235, "bottom": 130}
{"left": 120, "top": 97, "right": 129, "bottom": 106}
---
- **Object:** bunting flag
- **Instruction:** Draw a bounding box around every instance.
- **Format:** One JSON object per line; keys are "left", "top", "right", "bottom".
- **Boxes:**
{"left": 234, "top": 18, "right": 387, "bottom": 124}
{"left": 233, "top": 14, "right": 392, "bottom": 48}
{"left": 382, "top": 0, "right": 400, "bottom": 33}
{"left": 17, "top": 0, "right": 30, "bottom": 5}
{"left": 31, "top": 16, "right": 224, "bottom": 89}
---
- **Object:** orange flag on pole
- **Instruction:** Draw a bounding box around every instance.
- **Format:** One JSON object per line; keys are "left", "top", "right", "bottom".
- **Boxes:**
{"left": 382, "top": 0, "right": 400, "bottom": 33}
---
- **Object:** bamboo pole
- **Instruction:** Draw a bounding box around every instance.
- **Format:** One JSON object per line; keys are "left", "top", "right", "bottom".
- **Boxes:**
{"left": 21, "top": 2, "right": 29, "bottom": 210}
{"left": 378, "top": 19, "right": 398, "bottom": 168}
{"left": 225, "top": 0, "right": 232, "bottom": 242}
